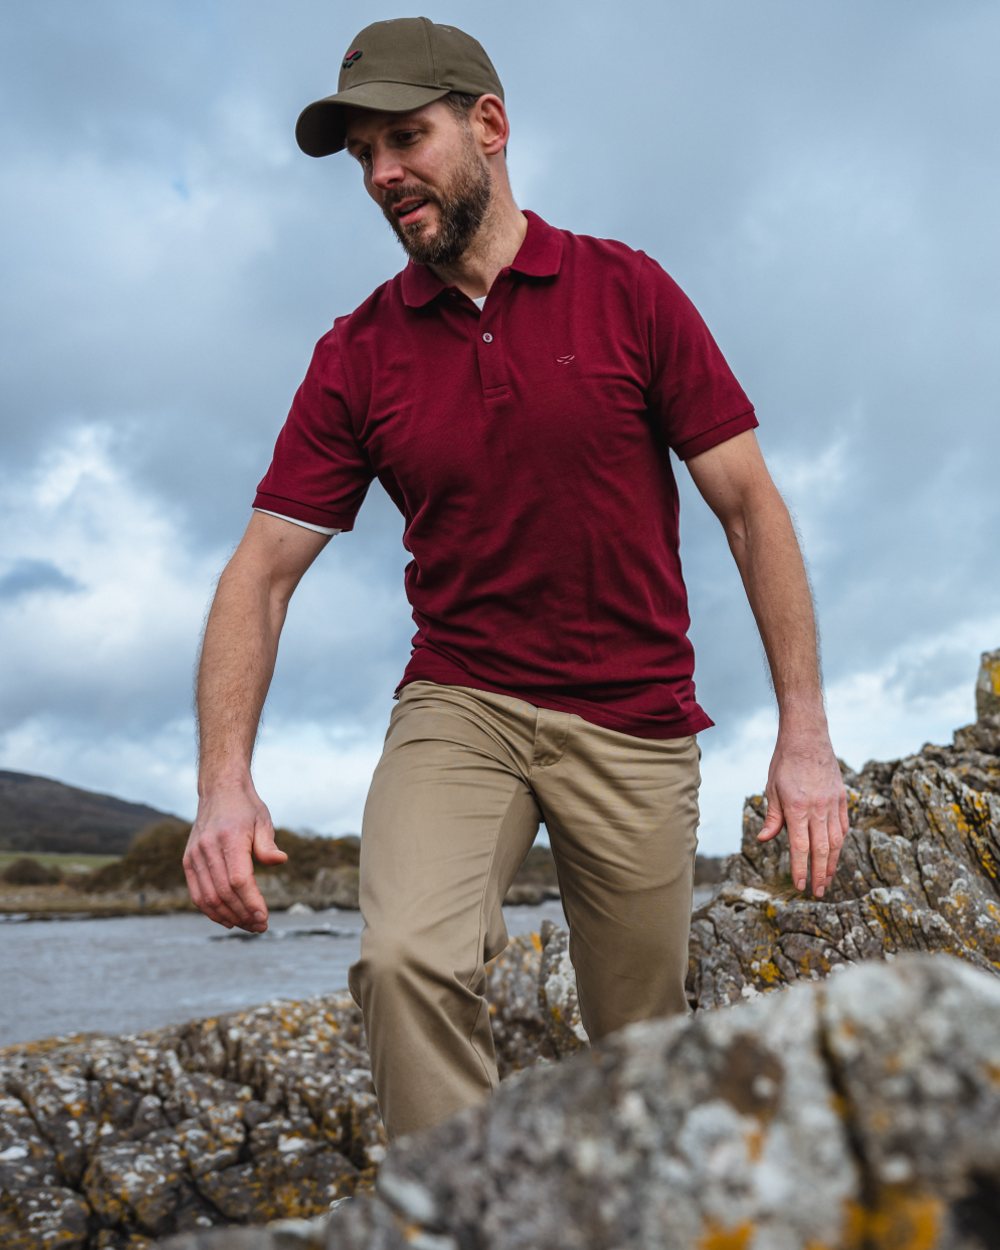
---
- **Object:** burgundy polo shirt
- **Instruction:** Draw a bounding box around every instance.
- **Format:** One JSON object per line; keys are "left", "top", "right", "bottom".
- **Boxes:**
{"left": 254, "top": 209, "right": 758, "bottom": 738}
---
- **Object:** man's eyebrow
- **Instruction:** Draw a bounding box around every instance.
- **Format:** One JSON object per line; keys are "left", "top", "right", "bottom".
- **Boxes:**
{"left": 345, "top": 117, "right": 425, "bottom": 155}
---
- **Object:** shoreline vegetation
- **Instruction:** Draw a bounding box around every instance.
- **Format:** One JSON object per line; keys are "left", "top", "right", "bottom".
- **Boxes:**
{"left": 0, "top": 828, "right": 729, "bottom": 922}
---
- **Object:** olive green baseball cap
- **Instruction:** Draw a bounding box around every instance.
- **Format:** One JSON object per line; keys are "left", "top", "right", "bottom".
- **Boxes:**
{"left": 295, "top": 17, "right": 504, "bottom": 158}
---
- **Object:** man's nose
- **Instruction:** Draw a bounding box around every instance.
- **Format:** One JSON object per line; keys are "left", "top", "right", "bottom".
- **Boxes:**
{"left": 370, "top": 149, "right": 405, "bottom": 191}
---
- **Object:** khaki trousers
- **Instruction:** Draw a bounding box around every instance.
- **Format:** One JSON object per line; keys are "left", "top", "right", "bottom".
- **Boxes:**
{"left": 347, "top": 679, "right": 702, "bottom": 1141}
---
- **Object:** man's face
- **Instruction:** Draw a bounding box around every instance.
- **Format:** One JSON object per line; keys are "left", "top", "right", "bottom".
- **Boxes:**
{"left": 343, "top": 101, "right": 493, "bottom": 267}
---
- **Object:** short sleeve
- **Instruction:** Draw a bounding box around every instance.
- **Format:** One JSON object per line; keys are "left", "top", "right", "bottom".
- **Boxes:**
{"left": 637, "top": 252, "right": 758, "bottom": 461}
{"left": 253, "top": 328, "right": 375, "bottom": 532}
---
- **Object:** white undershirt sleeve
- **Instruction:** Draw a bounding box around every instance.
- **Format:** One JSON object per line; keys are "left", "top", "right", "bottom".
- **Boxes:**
{"left": 252, "top": 508, "right": 343, "bottom": 536}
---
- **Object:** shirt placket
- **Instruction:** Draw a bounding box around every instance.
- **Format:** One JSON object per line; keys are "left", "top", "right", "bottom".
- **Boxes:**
{"left": 475, "top": 277, "right": 512, "bottom": 406}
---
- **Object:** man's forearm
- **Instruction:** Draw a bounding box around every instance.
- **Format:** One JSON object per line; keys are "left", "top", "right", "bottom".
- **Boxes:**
{"left": 196, "top": 559, "right": 289, "bottom": 795}
{"left": 724, "top": 488, "right": 827, "bottom": 732}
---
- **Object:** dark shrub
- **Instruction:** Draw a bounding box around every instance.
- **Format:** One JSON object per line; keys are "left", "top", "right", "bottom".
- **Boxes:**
{"left": 2, "top": 856, "right": 62, "bottom": 886}
{"left": 80, "top": 820, "right": 361, "bottom": 893}
{"left": 83, "top": 819, "right": 190, "bottom": 892}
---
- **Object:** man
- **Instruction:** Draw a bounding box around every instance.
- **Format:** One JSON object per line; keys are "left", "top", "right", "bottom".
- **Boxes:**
{"left": 183, "top": 17, "right": 848, "bottom": 1142}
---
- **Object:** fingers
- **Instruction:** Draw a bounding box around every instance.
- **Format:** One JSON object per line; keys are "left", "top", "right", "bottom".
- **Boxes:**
{"left": 219, "top": 837, "right": 270, "bottom": 932}
{"left": 808, "top": 809, "right": 831, "bottom": 897}
{"left": 252, "top": 823, "right": 289, "bottom": 866}
{"left": 756, "top": 792, "right": 784, "bottom": 843}
{"left": 784, "top": 802, "right": 811, "bottom": 893}
{"left": 825, "top": 794, "right": 849, "bottom": 888}
{"left": 183, "top": 843, "right": 243, "bottom": 929}
{"left": 183, "top": 812, "right": 273, "bottom": 933}
{"left": 759, "top": 751, "right": 849, "bottom": 898}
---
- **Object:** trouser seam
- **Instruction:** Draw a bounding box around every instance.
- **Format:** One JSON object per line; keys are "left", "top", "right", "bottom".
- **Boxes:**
{"left": 463, "top": 782, "right": 521, "bottom": 1087}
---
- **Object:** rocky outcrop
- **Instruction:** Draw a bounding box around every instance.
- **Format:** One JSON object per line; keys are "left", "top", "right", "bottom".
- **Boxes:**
{"left": 0, "top": 996, "right": 384, "bottom": 1250}
{"left": 4, "top": 649, "right": 1000, "bottom": 1248}
{"left": 686, "top": 657, "right": 1000, "bottom": 1011}
{"left": 0, "top": 923, "right": 589, "bottom": 1250}
{"left": 156, "top": 952, "right": 1000, "bottom": 1250}
{"left": 975, "top": 646, "right": 1000, "bottom": 720}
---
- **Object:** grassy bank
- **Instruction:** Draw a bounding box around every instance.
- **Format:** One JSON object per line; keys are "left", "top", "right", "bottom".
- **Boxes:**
{"left": 0, "top": 851, "right": 120, "bottom": 873}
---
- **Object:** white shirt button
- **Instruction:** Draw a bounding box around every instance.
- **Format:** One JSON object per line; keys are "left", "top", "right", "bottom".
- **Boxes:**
{"left": 482, "top": 332, "right": 493, "bottom": 343}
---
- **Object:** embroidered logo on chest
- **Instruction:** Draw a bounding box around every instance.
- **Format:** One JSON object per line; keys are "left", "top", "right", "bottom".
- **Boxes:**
{"left": 555, "top": 354, "right": 576, "bottom": 365}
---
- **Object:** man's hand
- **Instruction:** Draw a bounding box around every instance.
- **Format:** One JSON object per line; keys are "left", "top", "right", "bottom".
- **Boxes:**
{"left": 183, "top": 781, "right": 288, "bottom": 932}
{"left": 756, "top": 730, "right": 849, "bottom": 897}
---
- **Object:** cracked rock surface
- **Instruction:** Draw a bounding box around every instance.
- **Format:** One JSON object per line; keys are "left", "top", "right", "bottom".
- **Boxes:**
{"left": 4, "top": 649, "right": 1000, "bottom": 1248}
{"left": 161, "top": 953, "right": 1000, "bottom": 1250}
{"left": 0, "top": 995, "right": 384, "bottom": 1249}
{"left": 0, "top": 928, "right": 580, "bottom": 1249}
{"left": 687, "top": 696, "right": 1000, "bottom": 1012}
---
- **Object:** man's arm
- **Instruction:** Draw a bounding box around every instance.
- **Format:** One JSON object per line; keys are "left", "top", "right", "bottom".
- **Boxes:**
{"left": 684, "top": 429, "right": 848, "bottom": 897}
{"left": 184, "top": 511, "right": 331, "bottom": 932}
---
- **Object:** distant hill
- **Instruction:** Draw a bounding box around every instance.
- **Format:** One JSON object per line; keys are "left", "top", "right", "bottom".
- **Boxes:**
{"left": 0, "top": 770, "right": 184, "bottom": 856}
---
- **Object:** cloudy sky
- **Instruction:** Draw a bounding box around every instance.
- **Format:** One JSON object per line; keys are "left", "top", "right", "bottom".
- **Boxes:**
{"left": 1, "top": 1, "right": 997, "bottom": 857}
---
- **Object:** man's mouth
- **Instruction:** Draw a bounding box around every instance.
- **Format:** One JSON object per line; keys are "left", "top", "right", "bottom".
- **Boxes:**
{"left": 394, "top": 197, "right": 431, "bottom": 223}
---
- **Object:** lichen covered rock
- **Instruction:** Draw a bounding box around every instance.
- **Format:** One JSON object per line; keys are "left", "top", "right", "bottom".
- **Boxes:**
{"left": 975, "top": 647, "right": 1000, "bottom": 721}
{"left": 0, "top": 996, "right": 380, "bottom": 1248}
{"left": 687, "top": 705, "right": 1000, "bottom": 1009}
{"left": 157, "top": 953, "right": 1000, "bottom": 1250}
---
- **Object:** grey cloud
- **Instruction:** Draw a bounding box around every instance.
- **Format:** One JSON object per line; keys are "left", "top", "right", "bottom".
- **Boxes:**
{"left": 0, "top": 1, "right": 997, "bottom": 813}
{"left": 0, "top": 559, "right": 83, "bottom": 601}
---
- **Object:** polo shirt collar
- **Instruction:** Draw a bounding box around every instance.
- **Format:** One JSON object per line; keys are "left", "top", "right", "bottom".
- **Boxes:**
{"left": 400, "top": 209, "right": 563, "bottom": 308}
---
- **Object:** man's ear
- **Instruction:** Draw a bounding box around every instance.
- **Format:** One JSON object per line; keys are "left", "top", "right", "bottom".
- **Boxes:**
{"left": 472, "top": 94, "right": 509, "bottom": 157}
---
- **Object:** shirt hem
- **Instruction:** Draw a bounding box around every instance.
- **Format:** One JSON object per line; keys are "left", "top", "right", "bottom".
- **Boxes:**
{"left": 393, "top": 672, "right": 715, "bottom": 740}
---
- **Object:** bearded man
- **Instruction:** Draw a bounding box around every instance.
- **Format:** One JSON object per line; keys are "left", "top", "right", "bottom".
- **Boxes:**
{"left": 183, "top": 17, "right": 848, "bottom": 1142}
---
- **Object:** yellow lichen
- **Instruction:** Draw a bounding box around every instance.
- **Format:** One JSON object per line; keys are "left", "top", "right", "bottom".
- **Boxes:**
{"left": 744, "top": 1126, "right": 764, "bottom": 1162}
{"left": 828, "top": 1089, "right": 850, "bottom": 1120}
{"left": 697, "top": 1219, "right": 754, "bottom": 1249}
{"left": 948, "top": 803, "right": 971, "bottom": 834}
{"left": 842, "top": 1188, "right": 942, "bottom": 1250}
{"left": 757, "top": 959, "right": 782, "bottom": 984}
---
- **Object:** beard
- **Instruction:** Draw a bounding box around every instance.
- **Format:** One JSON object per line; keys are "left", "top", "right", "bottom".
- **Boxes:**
{"left": 382, "top": 134, "right": 493, "bottom": 267}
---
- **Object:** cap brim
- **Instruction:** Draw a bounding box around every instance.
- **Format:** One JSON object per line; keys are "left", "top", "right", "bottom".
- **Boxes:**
{"left": 295, "top": 82, "right": 451, "bottom": 157}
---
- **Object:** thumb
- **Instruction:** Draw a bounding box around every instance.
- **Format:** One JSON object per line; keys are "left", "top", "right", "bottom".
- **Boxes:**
{"left": 253, "top": 818, "right": 288, "bottom": 864}
{"left": 757, "top": 793, "right": 783, "bottom": 842}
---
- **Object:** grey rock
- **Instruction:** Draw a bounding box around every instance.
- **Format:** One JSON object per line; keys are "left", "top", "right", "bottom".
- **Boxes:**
{"left": 686, "top": 710, "right": 1000, "bottom": 1010}
{"left": 0, "top": 997, "right": 378, "bottom": 1247}
{"left": 157, "top": 953, "right": 1000, "bottom": 1249}
{"left": 537, "top": 919, "right": 588, "bottom": 1057}
{"left": 7, "top": 651, "right": 1000, "bottom": 1248}
{"left": 975, "top": 648, "right": 1000, "bottom": 721}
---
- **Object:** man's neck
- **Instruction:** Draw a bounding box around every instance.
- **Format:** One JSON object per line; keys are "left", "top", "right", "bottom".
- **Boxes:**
{"left": 427, "top": 201, "right": 528, "bottom": 301}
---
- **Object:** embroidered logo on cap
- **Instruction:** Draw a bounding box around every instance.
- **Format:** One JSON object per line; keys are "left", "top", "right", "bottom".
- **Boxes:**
{"left": 342, "top": 50, "right": 363, "bottom": 69}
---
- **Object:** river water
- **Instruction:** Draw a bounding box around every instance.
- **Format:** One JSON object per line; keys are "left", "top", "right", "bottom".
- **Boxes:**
{"left": 0, "top": 900, "right": 569, "bottom": 1049}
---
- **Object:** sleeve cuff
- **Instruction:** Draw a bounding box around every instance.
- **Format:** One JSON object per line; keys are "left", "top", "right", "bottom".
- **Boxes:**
{"left": 251, "top": 490, "right": 356, "bottom": 532}
{"left": 673, "top": 408, "right": 759, "bottom": 461}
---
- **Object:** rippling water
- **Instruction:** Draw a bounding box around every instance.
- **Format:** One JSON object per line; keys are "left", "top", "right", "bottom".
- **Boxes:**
{"left": 0, "top": 899, "right": 569, "bottom": 1048}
